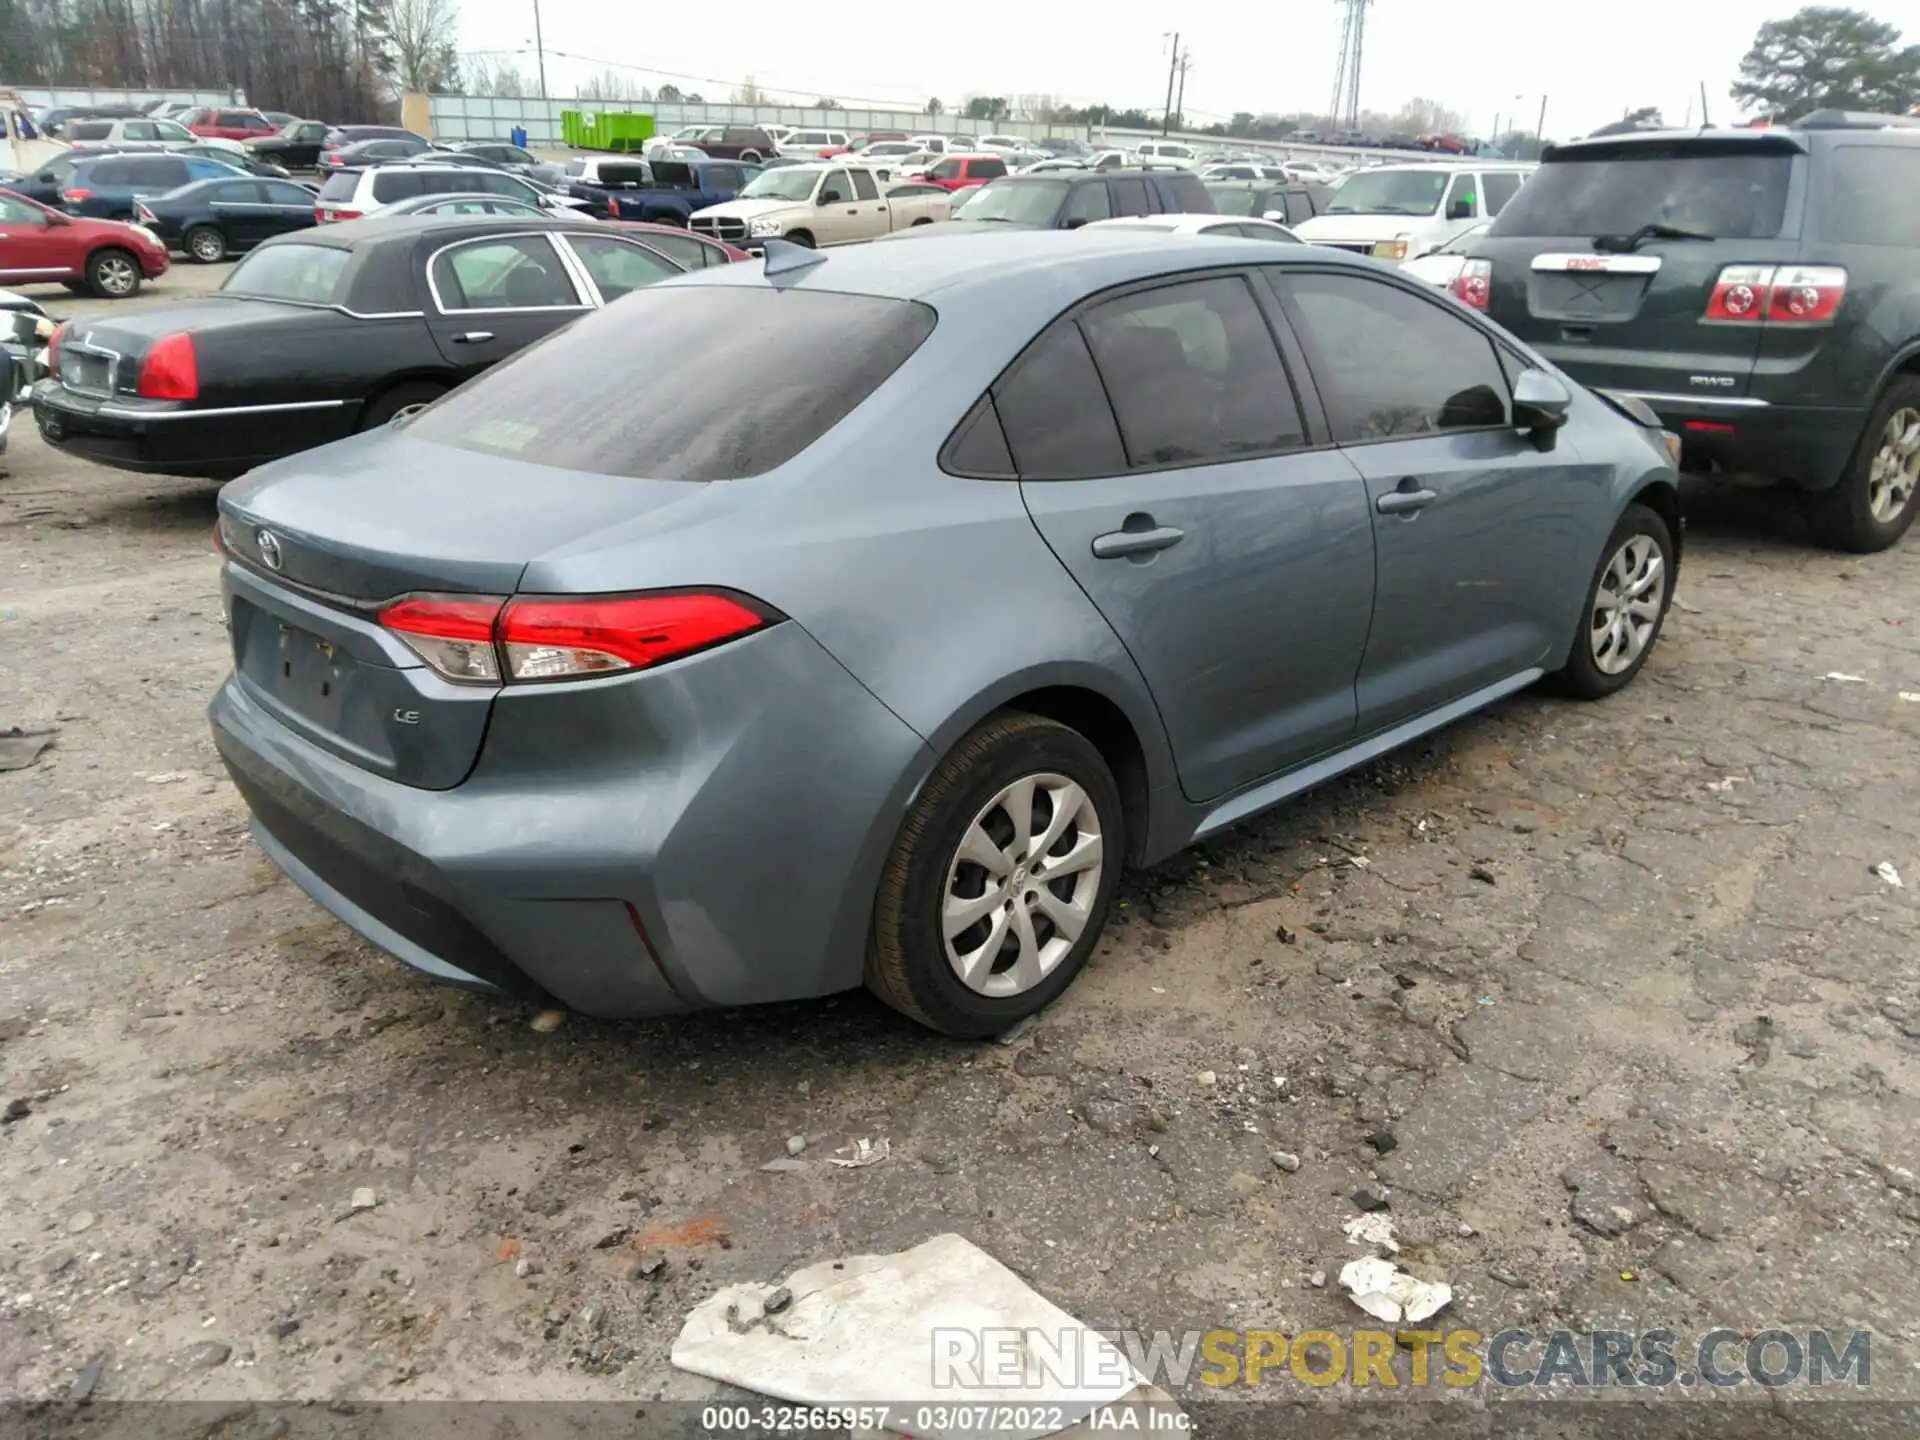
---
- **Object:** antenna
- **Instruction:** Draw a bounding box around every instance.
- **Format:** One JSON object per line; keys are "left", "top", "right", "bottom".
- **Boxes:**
{"left": 1699, "top": 80, "right": 1711, "bottom": 129}
{"left": 762, "top": 238, "right": 828, "bottom": 283}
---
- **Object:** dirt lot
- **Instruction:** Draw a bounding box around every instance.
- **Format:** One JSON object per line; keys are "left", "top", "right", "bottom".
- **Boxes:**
{"left": 2, "top": 263, "right": 1918, "bottom": 1428}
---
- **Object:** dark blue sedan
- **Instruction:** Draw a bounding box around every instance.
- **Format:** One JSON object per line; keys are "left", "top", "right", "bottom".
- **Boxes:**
{"left": 135, "top": 175, "right": 320, "bottom": 261}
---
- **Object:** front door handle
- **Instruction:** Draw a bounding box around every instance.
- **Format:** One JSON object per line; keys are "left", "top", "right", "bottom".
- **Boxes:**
{"left": 1092, "top": 524, "right": 1185, "bottom": 559}
{"left": 1376, "top": 484, "right": 1437, "bottom": 515}
{"left": 450, "top": 330, "right": 494, "bottom": 344}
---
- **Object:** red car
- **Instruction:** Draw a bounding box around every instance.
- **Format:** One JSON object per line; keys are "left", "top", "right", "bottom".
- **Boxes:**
{"left": 185, "top": 107, "right": 279, "bottom": 143}
{"left": 0, "top": 189, "right": 168, "bottom": 297}
{"left": 922, "top": 154, "right": 1010, "bottom": 192}
{"left": 609, "top": 220, "right": 751, "bottom": 266}
{"left": 1419, "top": 132, "right": 1469, "bottom": 155}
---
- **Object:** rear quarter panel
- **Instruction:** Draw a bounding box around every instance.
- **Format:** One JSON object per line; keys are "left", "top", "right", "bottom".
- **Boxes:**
{"left": 200, "top": 312, "right": 446, "bottom": 415}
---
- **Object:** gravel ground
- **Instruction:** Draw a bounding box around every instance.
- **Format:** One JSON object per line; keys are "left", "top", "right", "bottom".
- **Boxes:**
{"left": 2, "top": 263, "right": 1917, "bottom": 1432}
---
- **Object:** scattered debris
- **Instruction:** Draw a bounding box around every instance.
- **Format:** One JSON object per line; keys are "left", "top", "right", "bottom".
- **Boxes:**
{"left": 1195, "top": 1070, "right": 1217, "bottom": 1087}
{"left": 628, "top": 1253, "right": 667, "bottom": 1282}
{"left": 65, "top": 1210, "right": 96, "bottom": 1235}
{"left": 995, "top": 1016, "right": 1036, "bottom": 1047}
{"left": 530, "top": 1009, "right": 567, "bottom": 1033}
{"left": 592, "top": 1226, "right": 631, "bottom": 1250}
{"left": 1349, "top": 856, "right": 1372, "bottom": 870}
{"left": 1468, "top": 865, "right": 1497, "bottom": 886}
{"left": 1309, "top": 1270, "right": 1327, "bottom": 1288}
{"left": 0, "top": 725, "right": 57, "bottom": 773}
{"left": 1456, "top": 1222, "right": 1475, "bottom": 1239}
{"left": 182, "top": 1341, "right": 232, "bottom": 1370}
{"left": 1276, "top": 924, "right": 1298, "bottom": 945}
{"left": 1486, "top": 1267, "right": 1528, "bottom": 1289}
{"left": 1822, "top": 672, "right": 1869, "bottom": 684}
{"left": 671, "top": 1233, "right": 1178, "bottom": 1421}
{"left": 1476, "top": 996, "right": 1497, "bottom": 1007}
{"left": 827, "top": 1138, "right": 890, "bottom": 1170}
{"left": 1351, "top": 1189, "right": 1391, "bottom": 1214}
{"left": 1342, "top": 1214, "right": 1399, "bottom": 1253}
{"left": 1338, "top": 1257, "right": 1451, "bottom": 1325}
{"left": 1872, "top": 861, "right": 1904, "bottom": 889}
{"left": 1620, "top": 1270, "right": 1638, "bottom": 1282}
{"left": 513, "top": 1256, "right": 541, "bottom": 1279}
{"left": 1, "top": 1098, "right": 28, "bottom": 1124}
{"left": 759, "top": 1157, "right": 807, "bottom": 1174}
{"left": 1900, "top": 692, "right": 1920, "bottom": 704}
{"left": 69, "top": 1352, "right": 108, "bottom": 1404}
{"left": 348, "top": 1188, "right": 377, "bottom": 1213}
{"left": 1705, "top": 776, "right": 1743, "bottom": 793}
{"left": 1364, "top": 1130, "right": 1397, "bottom": 1155}
{"left": 144, "top": 771, "right": 193, "bottom": 785}
{"left": 1270, "top": 1150, "right": 1301, "bottom": 1174}
{"left": 786, "top": 1135, "right": 807, "bottom": 1157}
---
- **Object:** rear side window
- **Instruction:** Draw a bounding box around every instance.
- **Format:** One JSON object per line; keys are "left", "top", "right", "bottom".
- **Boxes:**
{"left": 1275, "top": 271, "right": 1509, "bottom": 442}
{"left": 850, "top": 169, "right": 879, "bottom": 200}
{"left": 222, "top": 243, "right": 350, "bottom": 303}
{"left": 1110, "top": 177, "right": 1150, "bottom": 216}
{"left": 371, "top": 171, "right": 431, "bottom": 202}
{"left": 1816, "top": 145, "right": 1920, "bottom": 246}
{"left": 973, "top": 158, "right": 1007, "bottom": 179}
{"left": 67, "top": 121, "right": 112, "bottom": 140}
{"left": 317, "top": 172, "right": 358, "bottom": 202}
{"left": 406, "top": 289, "right": 936, "bottom": 481}
{"left": 1080, "top": 277, "right": 1305, "bottom": 466}
{"left": 88, "top": 159, "right": 136, "bottom": 184}
{"left": 1482, "top": 172, "right": 1523, "bottom": 216}
{"left": 1162, "top": 175, "right": 1211, "bottom": 212}
{"left": 993, "top": 322, "right": 1127, "bottom": 479}
{"left": 1490, "top": 144, "right": 1792, "bottom": 239}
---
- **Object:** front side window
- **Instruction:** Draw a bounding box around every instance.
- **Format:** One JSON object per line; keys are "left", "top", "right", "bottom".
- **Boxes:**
{"left": 1079, "top": 276, "right": 1305, "bottom": 466}
{"left": 1059, "top": 183, "right": 1110, "bottom": 225}
{"left": 1443, "top": 174, "right": 1479, "bottom": 220}
{"left": 0, "top": 194, "right": 44, "bottom": 224}
{"left": 1274, "top": 271, "right": 1509, "bottom": 442}
{"left": 931, "top": 159, "right": 961, "bottom": 181}
{"left": 431, "top": 235, "right": 581, "bottom": 310}
{"left": 818, "top": 169, "right": 852, "bottom": 203}
{"left": 565, "top": 234, "right": 682, "bottom": 302}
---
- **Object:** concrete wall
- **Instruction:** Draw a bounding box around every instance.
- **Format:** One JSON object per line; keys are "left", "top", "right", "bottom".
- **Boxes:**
{"left": 6, "top": 85, "right": 236, "bottom": 110}
{"left": 425, "top": 94, "right": 1436, "bottom": 166}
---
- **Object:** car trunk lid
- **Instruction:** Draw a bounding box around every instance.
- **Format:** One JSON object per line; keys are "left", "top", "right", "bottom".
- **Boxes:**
{"left": 217, "top": 432, "right": 708, "bottom": 789}
{"left": 1475, "top": 134, "right": 1804, "bottom": 398}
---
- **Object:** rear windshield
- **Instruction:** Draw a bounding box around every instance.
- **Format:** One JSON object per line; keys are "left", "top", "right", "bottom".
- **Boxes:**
{"left": 1207, "top": 185, "right": 1257, "bottom": 216}
{"left": 1490, "top": 144, "right": 1793, "bottom": 239}
{"left": 957, "top": 180, "right": 1067, "bottom": 224}
{"left": 406, "top": 288, "right": 937, "bottom": 481}
{"left": 221, "top": 244, "right": 350, "bottom": 304}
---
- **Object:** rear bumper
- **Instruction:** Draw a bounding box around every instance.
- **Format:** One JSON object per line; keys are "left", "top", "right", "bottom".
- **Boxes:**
{"left": 1598, "top": 392, "right": 1863, "bottom": 492}
{"left": 32, "top": 381, "right": 353, "bottom": 479}
{"left": 209, "top": 622, "right": 935, "bottom": 1019}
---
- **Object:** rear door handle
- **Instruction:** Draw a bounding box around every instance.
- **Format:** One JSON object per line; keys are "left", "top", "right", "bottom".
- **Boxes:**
{"left": 450, "top": 331, "right": 494, "bottom": 344}
{"left": 1376, "top": 486, "right": 1437, "bottom": 515}
{"left": 1092, "top": 524, "right": 1185, "bottom": 559}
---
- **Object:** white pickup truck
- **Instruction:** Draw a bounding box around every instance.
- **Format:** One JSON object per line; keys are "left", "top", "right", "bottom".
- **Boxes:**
{"left": 689, "top": 162, "right": 950, "bottom": 249}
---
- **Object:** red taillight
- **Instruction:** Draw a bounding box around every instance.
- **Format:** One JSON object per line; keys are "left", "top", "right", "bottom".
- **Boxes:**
{"left": 47, "top": 320, "right": 68, "bottom": 369}
{"left": 1765, "top": 264, "right": 1847, "bottom": 323}
{"left": 1451, "top": 257, "right": 1491, "bottom": 310}
{"left": 607, "top": 196, "right": 619, "bottom": 218}
{"left": 500, "top": 592, "right": 771, "bottom": 681}
{"left": 377, "top": 590, "right": 774, "bottom": 685}
{"left": 61, "top": 188, "right": 93, "bottom": 204}
{"left": 380, "top": 595, "right": 507, "bottom": 682}
{"left": 136, "top": 333, "right": 198, "bottom": 400}
{"left": 1685, "top": 420, "right": 1737, "bottom": 434}
{"left": 135, "top": 202, "right": 156, "bottom": 224}
{"left": 1704, "top": 264, "right": 1847, "bottom": 324}
{"left": 316, "top": 207, "right": 362, "bottom": 223}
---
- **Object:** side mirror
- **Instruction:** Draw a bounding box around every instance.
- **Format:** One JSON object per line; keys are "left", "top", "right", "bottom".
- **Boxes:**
{"left": 1062, "top": 216, "right": 1088, "bottom": 230}
{"left": 1512, "top": 368, "right": 1571, "bottom": 448}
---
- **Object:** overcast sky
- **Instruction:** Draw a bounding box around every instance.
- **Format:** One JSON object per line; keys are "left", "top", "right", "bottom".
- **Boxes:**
{"left": 453, "top": 0, "right": 1920, "bottom": 138}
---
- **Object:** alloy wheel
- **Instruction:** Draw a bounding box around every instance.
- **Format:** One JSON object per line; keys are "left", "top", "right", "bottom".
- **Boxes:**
{"left": 1589, "top": 534, "right": 1666, "bottom": 675}
{"left": 942, "top": 773, "right": 1105, "bottom": 998}
{"left": 96, "top": 256, "right": 137, "bottom": 295}
{"left": 1867, "top": 407, "right": 1920, "bottom": 525}
{"left": 190, "top": 231, "right": 225, "bottom": 262}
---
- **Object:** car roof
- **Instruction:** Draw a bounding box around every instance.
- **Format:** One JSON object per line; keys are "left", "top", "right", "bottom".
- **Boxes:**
{"left": 1544, "top": 128, "right": 1812, "bottom": 159}
{"left": 678, "top": 227, "right": 1380, "bottom": 305}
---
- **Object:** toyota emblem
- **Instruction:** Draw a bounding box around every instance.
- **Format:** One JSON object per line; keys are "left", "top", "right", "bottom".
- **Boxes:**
{"left": 256, "top": 529, "right": 283, "bottom": 571}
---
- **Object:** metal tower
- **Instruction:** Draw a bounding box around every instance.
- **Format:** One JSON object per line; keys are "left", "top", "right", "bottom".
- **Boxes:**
{"left": 1327, "top": 0, "right": 1372, "bottom": 134}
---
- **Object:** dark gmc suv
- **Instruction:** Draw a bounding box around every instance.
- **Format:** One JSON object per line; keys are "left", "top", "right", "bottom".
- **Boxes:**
{"left": 1456, "top": 112, "right": 1920, "bottom": 552}
{"left": 891, "top": 169, "right": 1214, "bottom": 235}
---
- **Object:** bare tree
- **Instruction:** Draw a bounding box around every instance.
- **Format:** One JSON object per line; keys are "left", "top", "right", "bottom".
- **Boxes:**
{"left": 467, "top": 56, "right": 530, "bottom": 98}
{"left": 579, "top": 67, "right": 649, "bottom": 102}
{"left": 387, "top": 0, "right": 458, "bottom": 91}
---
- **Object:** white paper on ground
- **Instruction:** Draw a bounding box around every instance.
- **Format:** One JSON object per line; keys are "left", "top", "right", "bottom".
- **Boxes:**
{"left": 671, "top": 1233, "right": 1177, "bottom": 1440}
{"left": 1338, "top": 1255, "right": 1453, "bottom": 1325}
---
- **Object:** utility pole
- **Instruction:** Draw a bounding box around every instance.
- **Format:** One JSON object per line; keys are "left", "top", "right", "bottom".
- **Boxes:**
{"left": 1161, "top": 31, "right": 1179, "bottom": 135}
{"left": 1536, "top": 94, "right": 1548, "bottom": 144}
{"left": 532, "top": 0, "right": 549, "bottom": 101}
{"left": 1699, "top": 80, "right": 1711, "bottom": 127}
{"left": 1173, "top": 50, "right": 1192, "bottom": 132}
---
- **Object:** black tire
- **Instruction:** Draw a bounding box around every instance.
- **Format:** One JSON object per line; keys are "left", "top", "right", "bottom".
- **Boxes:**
{"left": 911, "top": 217, "right": 932, "bottom": 226}
{"left": 1808, "top": 375, "right": 1920, "bottom": 553}
{"left": 784, "top": 229, "right": 815, "bottom": 248}
{"left": 356, "top": 380, "right": 445, "bottom": 432}
{"left": 739, "top": 150, "right": 762, "bottom": 164}
{"left": 86, "top": 248, "right": 141, "bottom": 299}
{"left": 865, "top": 712, "right": 1125, "bottom": 1038}
{"left": 1544, "top": 502, "right": 1675, "bottom": 700}
{"left": 183, "top": 224, "right": 227, "bottom": 264}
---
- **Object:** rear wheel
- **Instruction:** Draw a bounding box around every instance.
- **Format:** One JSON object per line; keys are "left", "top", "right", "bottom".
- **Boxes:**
{"left": 184, "top": 225, "right": 227, "bottom": 263}
{"left": 357, "top": 381, "right": 445, "bottom": 432}
{"left": 86, "top": 248, "right": 140, "bottom": 299}
{"left": 865, "top": 712, "right": 1123, "bottom": 1038}
{"left": 1809, "top": 377, "right": 1920, "bottom": 553}
{"left": 1544, "top": 503, "right": 1674, "bottom": 699}
{"left": 739, "top": 149, "right": 762, "bottom": 164}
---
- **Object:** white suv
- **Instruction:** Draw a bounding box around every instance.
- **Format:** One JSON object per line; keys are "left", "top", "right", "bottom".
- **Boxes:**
{"left": 62, "top": 116, "right": 244, "bottom": 154}
{"left": 1134, "top": 140, "right": 1199, "bottom": 168}
{"left": 315, "top": 164, "right": 582, "bottom": 223}
{"left": 777, "top": 129, "right": 852, "bottom": 157}
{"left": 1292, "top": 161, "right": 1536, "bottom": 261}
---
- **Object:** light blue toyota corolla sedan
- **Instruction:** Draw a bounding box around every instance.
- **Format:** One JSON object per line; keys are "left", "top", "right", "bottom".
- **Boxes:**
{"left": 210, "top": 229, "right": 1682, "bottom": 1037}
